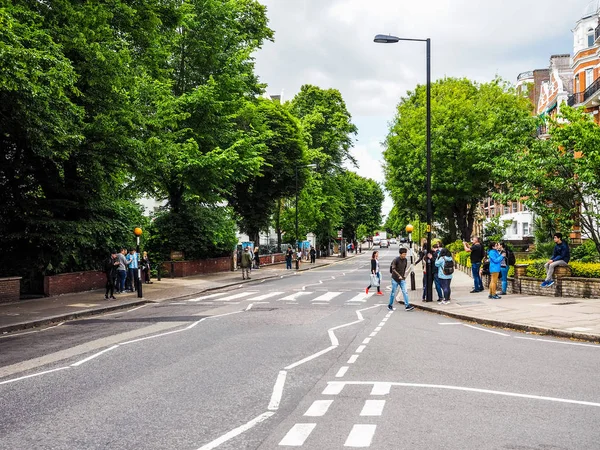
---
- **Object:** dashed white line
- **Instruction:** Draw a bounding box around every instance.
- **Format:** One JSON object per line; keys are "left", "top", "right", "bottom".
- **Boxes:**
{"left": 374, "top": 327, "right": 382, "bottom": 332}
{"left": 370, "top": 383, "right": 391, "bottom": 395}
{"left": 344, "top": 424, "right": 376, "bottom": 447}
{"left": 360, "top": 399, "right": 386, "bottom": 416}
{"left": 336, "top": 366, "right": 349, "bottom": 378}
{"left": 279, "top": 423, "right": 316, "bottom": 446}
{"left": 362, "top": 338, "right": 371, "bottom": 344}
{"left": 304, "top": 400, "right": 334, "bottom": 417}
{"left": 347, "top": 355, "right": 359, "bottom": 364}
{"left": 355, "top": 345, "right": 366, "bottom": 353}
{"left": 245, "top": 304, "right": 254, "bottom": 311}
{"left": 378, "top": 321, "right": 386, "bottom": 327}
{"left": 369, "top": 332, "right": 377, "bottom": 337}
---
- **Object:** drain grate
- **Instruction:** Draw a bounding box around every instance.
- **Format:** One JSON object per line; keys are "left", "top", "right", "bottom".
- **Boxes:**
{"left": 552, "top": 301, "right": 580, "bottom": 305}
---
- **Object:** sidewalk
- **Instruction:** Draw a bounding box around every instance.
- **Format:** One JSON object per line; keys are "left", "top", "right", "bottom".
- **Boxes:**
{"left": 0, "top": 256, "right": 352, "bottom": 335}
{"left": 408, "top": 266, "right": 600, "bottom": 343}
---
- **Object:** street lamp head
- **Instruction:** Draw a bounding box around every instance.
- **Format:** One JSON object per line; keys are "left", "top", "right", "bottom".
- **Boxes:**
{"left": 405, "top": 224, "right": 414, "bottom": 233}
{"left": 133, "top": 227, "right": 143, "bottom": 237}
{"left": 374, "top": 34, "right": 400, "bottom": 44}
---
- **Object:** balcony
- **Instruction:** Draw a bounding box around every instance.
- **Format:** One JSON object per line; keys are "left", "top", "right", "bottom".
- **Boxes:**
{"left": 567, "top": 78, "right": 600, "bottom": 107}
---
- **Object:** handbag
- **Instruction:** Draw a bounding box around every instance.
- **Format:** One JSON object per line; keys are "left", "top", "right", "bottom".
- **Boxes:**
{"left": 370, "top": 273, "right": 380, "bottom": 287}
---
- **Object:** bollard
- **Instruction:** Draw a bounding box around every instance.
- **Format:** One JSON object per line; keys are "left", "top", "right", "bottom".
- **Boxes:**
{"left": 157, "top": 262, "right": 161, "bottom": 281}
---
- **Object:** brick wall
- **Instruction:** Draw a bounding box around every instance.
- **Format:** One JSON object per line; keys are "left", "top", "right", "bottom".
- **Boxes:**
{"left": 162, "top": 256, "right": 233, "bottom": 278}
{"left": 259, "top": 253, "right": 286, "bottom": 265}
{"left": 44, "top": 271, "right": 106, "bottom": 297}
{"left": 0, "top": 277, "right": 22, "bottom": 303}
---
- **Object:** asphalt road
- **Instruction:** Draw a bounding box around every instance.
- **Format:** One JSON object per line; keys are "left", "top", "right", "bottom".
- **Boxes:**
{"left": 1, "top": 247, "right": 599, "bottom": 449}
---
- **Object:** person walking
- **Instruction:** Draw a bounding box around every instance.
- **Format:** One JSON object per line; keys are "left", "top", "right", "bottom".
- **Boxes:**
{"left": 116, "top": 248, "right": 129, "bottom": 294}
{"left": 253, "top": 246, "right": 260, "bottom": 269}
{"left": 241, "top": 247, "right": 253, "bottom": 280}
{"left": 285, "top": 246, "right": 293, "bottom": 270}
{"left": 104, "top": 250, "right": 119, "bottom": 300}
{"left": 365, "top": 251, "right": 383, "bottom": 296}
{"left": 309, "top": 246, "right": 316, "bottom": 264}
{"left": 487, "top": 242, "right": 504, "bottom": 299}
{"left": 542, "top": 233, "right": 570, "bottom": 287}
{"left": 499, "top": 242, "right": 510, "bottom": 295}
{"left": 435, "top": 248, "right": 454, "bottom": 304}
{"left": 389, "top": 248, "right": 415, "bottom": 311}
{"left": 463, "top": 236, "right": 484, "bottom": 293}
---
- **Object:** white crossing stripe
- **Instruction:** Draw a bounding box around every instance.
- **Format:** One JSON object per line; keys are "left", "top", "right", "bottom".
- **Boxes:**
{"left": 347, "top": 355, "right": 359, "bottom": 364}
{"left": 370, "top": 383, "right": 391, "bottom": 395}
{"left": 304, "top": 400, "right": 334, "bottom": 417}
{"left": 279, "top": 292, "right": 313, "bottom": 301}
{"left": 279, "top": 423, "right": 316, "bottom": 446}
{"left": 360, "top": 400, "right": 386, "bottom": 416}
{"left": 312, "top": 292, "right": 342, "bottom": 301}
{"left": 344, "top": 424, "right": 376, "bottom": 447}
{"left": 336, "top": 366, "right": 349, "bottom": 377}
{"left": 346, "top": 292, "right": 374, "bottom": 303}
{"left": 251, "top": 292, "right": 284, "bottom": 301}
{"left": 187, "top": 292, "right": 229, "bottom": 302}
{"left": 214, "top": 291, "right": 258, "bottom": 302}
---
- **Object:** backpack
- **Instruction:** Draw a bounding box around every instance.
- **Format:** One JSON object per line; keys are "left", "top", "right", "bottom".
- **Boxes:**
{"left": 507, "top": 248, "right": 516, "bottom": 266}
{"left": 443, "top": 258, "right": 454, "bottom": 275}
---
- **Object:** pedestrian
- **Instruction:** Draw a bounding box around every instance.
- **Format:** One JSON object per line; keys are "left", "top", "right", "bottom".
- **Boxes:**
{"left": 241, "top": 247, "right": 253, "bottom": 280}
{"left": 365, "top": 251, "right": 383, "bottom": 296}
{"left": 499, "top": 242, "right": 510, "bottom": 295}
{"left": 463, "top": 236, "right": 484, "bottom": 293}
{"left": 309, "top": 246, "right": 316, "bottom": 264}
{"left": 126, "top": 248, "right": 139, "bottom": 292}
{"left": 116, "top": 248, "right": 128, "bottom": 294}
{"left": 296, "top": 248, "right": 302, "bottom": 268}
{"left": 487, "top": 242, "right": 503, "bottom": 299}
{"left": 253, "top": 246, "right": 260, "bottom": 269}
{"left": 285, "top": 246, "right": 293, "bottom": 270}
{"left": 542, "top": 232, "right": 570, "bottom": 287}
{"left": 434, "top": 248, "right": 454, "bottom": 304}
{"left": 389, "top": 248, "right": 414, "bottom": 311}
{"left": 430, "top": 243, "right": 445, "bottom": 302}
{"left": 141, "top": 251, "right": 153, "bottom": 284}
{"left": 104, "top": 250, "right": 119, "bottom": 300}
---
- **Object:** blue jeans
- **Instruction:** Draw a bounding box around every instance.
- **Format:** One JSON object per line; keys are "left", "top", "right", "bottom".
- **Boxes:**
{"left": 438, "top": 278, "right": 451, "bottom": 300}
{"left": 471, "top": 262, "right": 484, "bottom": 291}
{"left": 432, "top": 273, "right": 444, "bottom": 300}
{"left": 390, "top": 279, "right": 410, "bottom": 308}
{"left": 286, "top": 258, "right": 292, "bottom": 269}
{"left": 117, "top": 270, "right": 127, "bottom": 292}
{"left": 500, "top": 266, "right": 509, "bottom": 294}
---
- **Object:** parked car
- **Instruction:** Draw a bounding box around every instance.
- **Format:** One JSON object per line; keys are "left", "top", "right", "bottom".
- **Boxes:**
{"left": 389, "top": 238, "right": 397, "bottom": 245}
{"left": 373, "top": 236, "right": 381, "bottom": 246}
{"left": 379, "top": 239, "right": 389, "bottom": 248}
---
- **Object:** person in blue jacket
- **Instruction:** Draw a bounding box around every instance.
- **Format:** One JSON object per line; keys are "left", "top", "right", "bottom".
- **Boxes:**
{"left": 542, "top": 233, "right": 570, "bottom": 287}
{"left": 487, "top": 242, "right": 504, "bottom": 299}
{"left": 434, "top": 248, "right": 454, "bottom": 304}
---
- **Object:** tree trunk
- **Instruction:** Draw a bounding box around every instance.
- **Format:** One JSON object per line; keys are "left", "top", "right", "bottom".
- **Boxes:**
{"left": 447, "top": 213, "right": 457, "bottom": 242}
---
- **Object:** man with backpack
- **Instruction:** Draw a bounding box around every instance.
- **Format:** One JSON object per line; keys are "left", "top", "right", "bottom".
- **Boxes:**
{"left": 389, "top": 248, "right": 415, "bottom": 312}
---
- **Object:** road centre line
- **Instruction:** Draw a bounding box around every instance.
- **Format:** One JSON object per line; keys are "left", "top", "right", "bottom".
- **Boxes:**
{"left": 268, "top": 370, "right": 287, "bottom": 410}
{"left": 355, "top": 345, "right": 366, "bottom": 353}
{"left": 347, "top": 355, "right": 359, "bottom": 364}
{"left": 325, "top": 381, "right": 600, "bottom": 408}
{"left": 369, "top": 332, "right": 377, "bottom": 337}
{"left": 374, "top": 327, "right": 382, "bottom": 332}
{"left": 196, "top": 411, "right": 275, "bottom": 450}
{"left": 0, "top": 367, "right": 70, "bottom": 386}
{"left": 378, "top": 321, "right": 386, "bottom": 327}
{"left": 336, "top": 366, "right": 349, "bottom": 378}
{"left": 362, "top": 338, "right": 371, "bottom": 344}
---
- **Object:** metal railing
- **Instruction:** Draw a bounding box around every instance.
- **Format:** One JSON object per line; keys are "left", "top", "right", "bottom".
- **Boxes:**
{"left": 595, "top": 23, "right": 600, "bottom": 43}
{"left": 517, "top": 71, "right": 534, "bottom": 82}
{"left": 583, "top": 77, "right": 600, "bottom": 102}
{"left": 568, "top": 91, "right": 585, "bottom": 107}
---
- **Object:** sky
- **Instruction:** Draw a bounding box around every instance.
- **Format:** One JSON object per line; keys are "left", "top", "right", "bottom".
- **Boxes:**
{"left": 253, "top": 0, "right": 595, "bottom": 219}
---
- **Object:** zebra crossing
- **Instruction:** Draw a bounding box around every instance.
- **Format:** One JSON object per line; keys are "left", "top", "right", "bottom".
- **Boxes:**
{"left": 183, "top": 290, "right": 383, "bottom": 306}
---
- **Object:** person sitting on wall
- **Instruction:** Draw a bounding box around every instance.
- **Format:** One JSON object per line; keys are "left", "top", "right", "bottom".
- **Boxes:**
{"left": 541, "top": 233, "right": 570, "bottom": 288}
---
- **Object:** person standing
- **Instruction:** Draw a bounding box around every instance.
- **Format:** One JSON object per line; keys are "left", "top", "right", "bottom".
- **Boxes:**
{"left": 389, "top": 248, "right": 415, "bottom": 312}
{"left": 127, "top": 248, "right": 139, "bottom": 292}
{"left": 309, "top": 246, "right": 316, "bottom": 264}
{"left": 116, "top": 248, "right": 129, "bottom": 294}
{"left": 499, "top": 242, "right": 509, "bottom": 295}
{"left": 365, "top": 251, "right": 383, "bottom": 296}
{"left": 241, "top": 247, "right": 253, "bottom": 280}
{"left": 285, "top": 246, "right": 293, "bottom": 270}
{"left": 253, "top": 246, "right": 260, "bottom": 269}
{"left": 435, "top": 248, "right": 454, "bottom": 304}
{"left": 431, "top": 243, "right": 445, "bottom": 302}
{"left": 141, "top": 251, "right": 152, "bottom": 284}
{"left": 104, "top": 250, "right": 119, "bottom": 300}
{"left": 487, "top": 242, "right": 503, "bottom": 299}
{"left": 542, "top": 233, "right": 570, "bottom": 287}
{"left": 463, "top": 236, "right": 484, "bottom": 293}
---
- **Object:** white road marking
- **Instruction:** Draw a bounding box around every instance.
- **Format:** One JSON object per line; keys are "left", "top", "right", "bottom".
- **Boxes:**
{"left": 323, "top": 382, "right": 345, "bottom": 395}
{"left": 285, "top": 346, "right": 338, "bottom": 370}
{"left": 268, "top": 370, "right": 287, "bottom": 410}
{"left": 463, "top": 324, "right": 510, "bottom": 337}
{"left": 344, "top": 424, "right": 376, "bottom": 447}
{"left": 304, "top": 400, "right": 334, "bottom": 417}
{"left": 312, "top": 292, "right": 342, "bottom": 301}
{"left": 346, "top": 292, "right": 374, "bottom": 303}
{"left": 347, "top": 355, "right": 359, "bottom": 364}
{"left": 374, "top": 327, "right": 382, "bottom": 332}
{"left": 362, "top": 338, "right": 371, "bottom": 344}
{"left": 370, "top": 383, "right": 391, "bottom": 395}
{"left": 0, "top": 367, "right": 70, "bottom": 385}
{"left": 214, "top": 291, "right": 258, "bottom": 302}
{"left": 381, "top": 318, "right": 388, "bottom": 322}
{"left": 355, "top": 345, "right": 366, "bottom": 353}
{"left": 279, "top": 292, "right": 313, "bottom": 301}
{"left": 439, "top": 322, "right": 462, "bottom": 325}
{"left": 197, "top": 411, "right": 274, "bottom": 450}
{"left": 187, "top": 292, "right": 229, "bottom": 302}
{"left": 515, "top": 336, "right": 600, "bottom": 348}
{"left": 251, "top": 292, "right": 284, "bottom": 301}
{"left": 378, "top": 321, "right": 386, "bottom": 327}
{"left": 245, "top": 304, "right": 253, "bottom": 311}
{"left": 70, "top": 345, "right": 120, "bottom": 367}
{"left": 360, "top": 400, "right": 385, "bottom": 416}
{"left": 279, "top": 423, "right": 316, "bottom": 446}
{"left": 336, "top": 366, "right": 349, "bottom": 377}
{"left": 0, "top": 321, "right": 67, "bottom": 339}
{"left": 369, "top": 332, "right": 377, "bottom": 337}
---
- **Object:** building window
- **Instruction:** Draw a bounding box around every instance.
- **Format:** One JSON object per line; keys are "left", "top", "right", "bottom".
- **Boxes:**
{"left": 586, "top": 68, "right": 594, "bottom": 89}
{"left": 522, "top": 222, "right": 530, "bottom": 235}
{"left": 504, "top": 206, "right": 509, "bottom": 215}
{"left": 588, "top": 29, "right": 595, "bottom": 48}
{"left": 512, "top": 203, "right": 518, "bottom": 213}
{"left": 512, "top": 221, "right": 518, "bottom": 235}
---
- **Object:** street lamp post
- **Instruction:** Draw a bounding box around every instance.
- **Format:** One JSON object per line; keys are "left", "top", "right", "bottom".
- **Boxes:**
{"left": 133, "top": 227, "right": 143, "bottom": 298}
{"left": 295, "top": 164, "right": 317, "bottom": 269}
{"left": 374, "top": 34, "right": 433, "bottom": 302}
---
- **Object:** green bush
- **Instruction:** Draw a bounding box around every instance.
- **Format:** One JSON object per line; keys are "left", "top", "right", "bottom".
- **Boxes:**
{"left": 455, "top": 251, "right": 471, "bottom": 268}
{"left": 570, "top": 262, "right": 600, "bottom": 278}
{"left": 530, "top": 242, "right": 554, "bottom": 260}
{"left": 446, "top": 240, "right": 464, "bottom": 254}
{"left": 571, "top": 240, "right": 600, "bottom": 263}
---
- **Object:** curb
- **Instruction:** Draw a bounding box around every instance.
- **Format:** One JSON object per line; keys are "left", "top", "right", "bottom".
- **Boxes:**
{"left": 413, "top": 303, "right": 600, "bottom": 344}
{"left": 0, "top": 255, "right": 360, "bottom": 334}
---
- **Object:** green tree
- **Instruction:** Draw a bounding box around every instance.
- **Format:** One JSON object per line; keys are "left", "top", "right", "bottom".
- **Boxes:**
{"left": 384, "top": 77, "right": 535, "bottom": 241}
